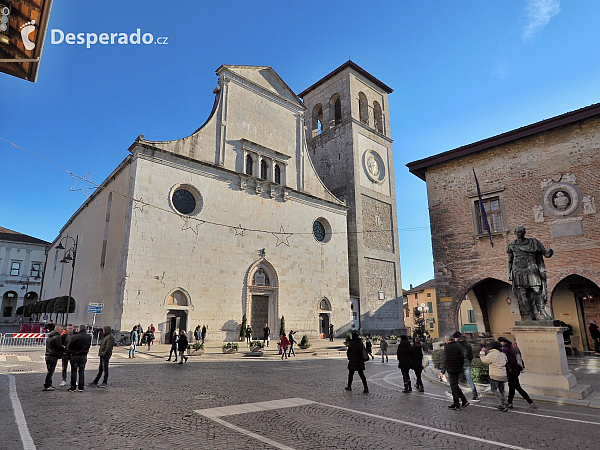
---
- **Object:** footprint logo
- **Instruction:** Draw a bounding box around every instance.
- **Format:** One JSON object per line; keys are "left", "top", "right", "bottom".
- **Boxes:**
{"left": 20, "top": 20, "right": 36, "bottom": 51}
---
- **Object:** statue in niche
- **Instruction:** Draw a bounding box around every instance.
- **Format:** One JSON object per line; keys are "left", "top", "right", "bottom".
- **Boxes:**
{"left": 507, "top": 226, "right": 554, "bottom": 321}
{"left": 583, "top": 195, "right": 596, "bottom": 215}
{"left": 533, "top": 205, "right": 544, "bottom": 222}
{"left": 553, "top": 191, "right": 569, "bottom": 210}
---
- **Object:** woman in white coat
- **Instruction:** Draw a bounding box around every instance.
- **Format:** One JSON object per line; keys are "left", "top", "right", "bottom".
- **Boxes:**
{"left": 480, "top": 340, "right": 509, "bottom": 411}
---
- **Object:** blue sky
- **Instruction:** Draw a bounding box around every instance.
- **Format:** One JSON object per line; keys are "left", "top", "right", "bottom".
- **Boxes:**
{"left": 2, "top": 0, "right": 599, "bottom": 289}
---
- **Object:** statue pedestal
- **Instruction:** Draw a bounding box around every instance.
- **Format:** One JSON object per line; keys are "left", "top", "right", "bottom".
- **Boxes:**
{"left": 511, "top": 325, "right": 592, "bottom": 400}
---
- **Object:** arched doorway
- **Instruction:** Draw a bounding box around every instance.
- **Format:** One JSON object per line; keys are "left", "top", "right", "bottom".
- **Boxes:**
{"left": 165, "top": 289, "right": 190, "bottom": 344}
{"left": 552, "top": 275, "right": 600, "bottom": 353}
{"left": 246, "top": 259, "right": 279, "bottom": 337}
{"left": 318, "top": 298, "right": 332, "bottom": 338}
{"left": 1, "top": 291, "right": 18, "bottom": 321}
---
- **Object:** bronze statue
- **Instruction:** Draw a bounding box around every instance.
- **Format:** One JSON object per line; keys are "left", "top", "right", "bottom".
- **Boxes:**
{"left": 507, "top": 226, "right": 554, "bottom": 321}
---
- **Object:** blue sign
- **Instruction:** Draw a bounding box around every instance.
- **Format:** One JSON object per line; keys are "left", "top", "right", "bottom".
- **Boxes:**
{"left": 88, "top": 302, "right": 104, "bottom": 314}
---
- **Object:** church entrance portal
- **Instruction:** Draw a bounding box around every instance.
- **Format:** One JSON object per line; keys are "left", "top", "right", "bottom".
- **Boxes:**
{"left": 166, "top": 310, "right": 187, "bottom": 344}
{"left": 319, "top": 313, "right": 330, "bottom": 338}
{"left": 251, "top": 295, "right": 269, "bottom": 339}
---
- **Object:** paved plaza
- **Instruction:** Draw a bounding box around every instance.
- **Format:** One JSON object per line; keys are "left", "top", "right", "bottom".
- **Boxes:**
{"left": 1, "top": 340, "right": 600, "bottom": 450}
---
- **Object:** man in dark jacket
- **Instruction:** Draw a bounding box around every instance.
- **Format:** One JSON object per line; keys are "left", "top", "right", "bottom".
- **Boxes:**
{"left": 440, "top": 335, "right": 469, "bottom": 410}
{"left": 90, "top": 325, "right": 115, "bottom": 388}
{"left": 589, "top": 320, "right": 600, "bottom": 355}
{"left": 396, "top": 335, "right": 413, "bottom": 393}
{"left": 68, "top": 325, "right": 92, "bottom": 392}
{"left": 178, "top": 330, "right": 189, "bottom": 364}
{"left": 345, "top": 331, "right": 369, "bottom": 394}
{"left": 43, "top": 325, "right": 64, "bottom": 391}
{"left": 452, "top": 331, "right": 479, "bottom": 402}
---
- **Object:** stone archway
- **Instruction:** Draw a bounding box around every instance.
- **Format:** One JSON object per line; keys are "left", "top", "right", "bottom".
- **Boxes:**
{"left": 245, "top": 258, "right": 279, "bottom": 337}
{"left": 318, "top": 298, "right": 332, "bottom": 338}
{"left": 164, "top": 288, "right": 191, "bottom": 344}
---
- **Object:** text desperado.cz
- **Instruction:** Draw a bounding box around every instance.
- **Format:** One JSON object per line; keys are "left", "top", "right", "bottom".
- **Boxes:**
{"left": 51, "top": 29, "right": 168, "bottom": 48}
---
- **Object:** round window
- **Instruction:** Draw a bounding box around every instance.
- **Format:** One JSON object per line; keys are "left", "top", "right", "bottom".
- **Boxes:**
{"left": 172, "top": 189, "right": 196, "bottom": 215}
{"left": 313, "top": 221, "right": 326, "bottom": 242}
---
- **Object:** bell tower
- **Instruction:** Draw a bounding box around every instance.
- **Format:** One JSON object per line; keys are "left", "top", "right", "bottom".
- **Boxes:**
{"left": 299, "top": 61, "right": 404, "bottom": 334}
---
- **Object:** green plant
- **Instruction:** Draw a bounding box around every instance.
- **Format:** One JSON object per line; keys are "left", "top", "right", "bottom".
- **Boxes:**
{"left": 470, "top": 357, "right": 489, "bottom": 384}
{"left": 222, "top": 342, "right": 239, "bottom": 350}
{"left": 240, "top": 315, "right": 247, "bottom": 340}
{"left": 250, "top": 340, "right": 264, "bottom": 349}
{"left": 372, "top": 335, "right": 380, "bottom": 342}
{"left": 299, "top": 335, "right": 310, "bottom": 347}
{"left": 412, "top": 308, "right": 429, "bottom": 345}
{"left": 280, "top": 316, "right": 286, "bottom": 336}
{"left": 189, "top": 342, "right": 204, "bottom": 351}
{"left": 431, "top": 349, "right": 444, "bottom": 369}
{"left": 388, "top": 335, "right": 397, "bottom": 341}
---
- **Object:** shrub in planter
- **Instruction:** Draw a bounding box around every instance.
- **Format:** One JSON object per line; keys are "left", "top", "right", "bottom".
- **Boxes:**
{"left": 222, "top": 342, "right": 239, "bottom": 353}
{"left": 299, "top": 335, "right": 311, "bottom": 348}
{"left": 249, "top": 340, "right": 265, "bottom": 352}
{"left": 432, "top": 349, "right": 444, "bottom": 370}
{"left": 470, "top": 357, "right": 489, "bottom": 384}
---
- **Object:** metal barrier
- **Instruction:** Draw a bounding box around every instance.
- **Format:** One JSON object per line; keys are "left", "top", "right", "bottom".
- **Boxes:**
{"left": 0, "top": 332, "right": 47, "bottom": 350}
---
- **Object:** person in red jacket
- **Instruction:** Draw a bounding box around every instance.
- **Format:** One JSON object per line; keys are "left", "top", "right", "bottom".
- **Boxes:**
{"left": 280, "top": 334, "right": 289, "bottom": 359}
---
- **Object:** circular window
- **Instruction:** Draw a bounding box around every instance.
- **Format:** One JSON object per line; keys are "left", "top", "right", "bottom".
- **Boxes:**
{"left": 170, "top": 184, "right": 202, "bottom": 216}
{"left": 313, "top": 221, "right": 326, "bottom": 241}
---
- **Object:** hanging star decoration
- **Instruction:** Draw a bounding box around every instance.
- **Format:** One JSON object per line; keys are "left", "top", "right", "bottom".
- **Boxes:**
{"left": 233, "top": 224, "right": 245, "bottom": 236}
{"left": 181, "top": 216, "right": 204, "bottom": 235}
{"left": 271, "top": 225, "right": 293, "bottom": 247}
{"left": 132, "top": 196, "right": 148, "bottom": 212}
{"left": 69, "top": 172, "right": 96, "bottom": 198}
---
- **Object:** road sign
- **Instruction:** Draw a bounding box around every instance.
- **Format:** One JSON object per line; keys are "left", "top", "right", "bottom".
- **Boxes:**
{"left": 88, "top": 302, "right": 104, "bottom": 314}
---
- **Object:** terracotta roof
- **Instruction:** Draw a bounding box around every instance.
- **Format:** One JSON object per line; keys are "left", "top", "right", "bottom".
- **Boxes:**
{"left": 298, "top": 61, "right": 393, "bottom": 98}
{"left": 0, "top": 227, "right": 50, "bottom": 246}
{"left": 407, "top": 102, "right": 600, "bottom": 181}
{"left": 405, "top": 279, "right": 436, "bottom": 294}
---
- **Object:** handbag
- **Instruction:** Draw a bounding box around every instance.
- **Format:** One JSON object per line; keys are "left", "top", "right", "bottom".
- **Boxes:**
{"left": 362, "top": 346, "right": 369, "bottom": 362}
{"left": 421, "top": 356, "right": 429, "bottom": 368}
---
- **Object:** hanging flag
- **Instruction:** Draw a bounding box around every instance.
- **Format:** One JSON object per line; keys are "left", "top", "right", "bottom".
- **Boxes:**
{"left": 473, "top": 168, "right": 494, "bottom": 247}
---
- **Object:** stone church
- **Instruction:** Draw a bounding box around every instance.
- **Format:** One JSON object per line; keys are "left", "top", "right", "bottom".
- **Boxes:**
{"left": 42, "top": 62, "right": 404, "bottom": 342}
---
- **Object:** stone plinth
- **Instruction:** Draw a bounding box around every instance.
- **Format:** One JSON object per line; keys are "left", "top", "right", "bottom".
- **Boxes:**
{"left": 511, "top": 325, "right": 592, "bottom": 400}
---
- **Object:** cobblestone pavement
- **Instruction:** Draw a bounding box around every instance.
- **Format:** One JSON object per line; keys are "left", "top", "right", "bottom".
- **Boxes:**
{"left": 1, "top": 344, "right": 600, "bottom": 450}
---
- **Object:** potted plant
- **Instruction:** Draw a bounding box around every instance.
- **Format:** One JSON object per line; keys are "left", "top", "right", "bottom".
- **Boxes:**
{"left": 222, "top": 342, "right": 239, "bottom": 354}
{"left": 298, "top": 335, "right": 311, "bottom": 349}
{"left": 187, "top": 342, "right": 205, "bottom": 355}
{"left": 249, "top": 340, "right": 265, "bottom": 353}
{"left": 388, "top": 335, "right": 398, "bottom": 344}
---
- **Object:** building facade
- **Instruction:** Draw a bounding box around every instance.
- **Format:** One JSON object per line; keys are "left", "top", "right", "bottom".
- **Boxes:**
{"left": 403, "top": 280, "right": 439, "bottom": 340}
{"left": 0, "top": 227, "right": 48, "bottom": 324}
{"left": 42, "top": 63, "right": 405, "bottom": 341}
{"left": 408, "top": 104, "right": 600, "bottom": 353}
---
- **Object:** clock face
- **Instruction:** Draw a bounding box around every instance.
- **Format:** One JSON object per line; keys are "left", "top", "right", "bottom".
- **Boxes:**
{"left": 363, "top": 150, "right": 385, "bottom": 183}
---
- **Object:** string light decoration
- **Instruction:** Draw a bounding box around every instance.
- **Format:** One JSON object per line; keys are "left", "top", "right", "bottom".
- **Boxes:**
{"left": 69, "top": 172, "right": 96, "bottom": 198}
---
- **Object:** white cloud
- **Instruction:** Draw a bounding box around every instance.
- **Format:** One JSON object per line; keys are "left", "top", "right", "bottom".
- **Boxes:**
{"left": 523, "top": 0, "right": 561, "bottom": 39}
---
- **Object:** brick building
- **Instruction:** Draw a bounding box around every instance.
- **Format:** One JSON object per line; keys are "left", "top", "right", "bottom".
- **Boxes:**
{"left": 408, "top": 104, "right": 600, "bottom": 353}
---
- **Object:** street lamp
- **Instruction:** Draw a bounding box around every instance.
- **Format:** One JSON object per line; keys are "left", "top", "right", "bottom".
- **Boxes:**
{"left": 417, "top": 302, "right": 430, "bottom": 315}
{"left": 56, "top": 234, "right": 78, "bottom": 326}
{"left": 416, "top": 303, "right": 430, "bottom": 351}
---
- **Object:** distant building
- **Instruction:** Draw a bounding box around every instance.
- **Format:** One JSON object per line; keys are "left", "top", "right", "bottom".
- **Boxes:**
{"left": 0, "top": 227, "right": 48, "bottom": 323}
{"left": 408, "top": 104, "right": 600, "bottom": 353}
{"left": 403, "top": 280, "right": 439, "bottom": 340}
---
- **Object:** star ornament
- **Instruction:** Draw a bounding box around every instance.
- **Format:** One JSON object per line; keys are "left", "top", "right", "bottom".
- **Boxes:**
{"left": 181, "top": 216, "right": 204, "bottom": 235}
{"left": 233, "top": 224, "right": 245, "bottom": 236}
{"left": 69, "top": 172, "right": 97, "bottom": 199}
{"left": 271, "top": 225, "right": 293, "bottom": 247}
{"left": 133, "top": 197, "right": 148, "bottom": 212}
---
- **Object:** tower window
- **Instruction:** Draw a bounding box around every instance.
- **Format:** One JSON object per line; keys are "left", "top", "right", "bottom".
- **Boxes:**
{"left": 260, "top": 159, "right": 268, "bottom": 180}
{"left": 330, "top": 93, "right": 342, "bottom": 127}
{"left": 274, "top": 164, "right": 281, "bottom": 184}
{"left": 358, "top": 92, "right": 369, "bottom": 125}
{"left": 373, "top": 101, "right": 383, "bottom": 133}
{"left": 245, "top": 154, "right": 253, "bottom": 176}
{"left": 312, "top": 103, "right": 323, "bottom": 137}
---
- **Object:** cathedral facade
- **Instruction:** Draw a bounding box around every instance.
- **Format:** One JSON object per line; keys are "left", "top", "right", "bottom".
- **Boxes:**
{"left": 42, "top": 63, "right": 404, "bottom": 341}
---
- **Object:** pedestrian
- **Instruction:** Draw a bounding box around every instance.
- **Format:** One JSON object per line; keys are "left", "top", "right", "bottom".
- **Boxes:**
{"left": 365, "top": 338, "right": 375, "bottom": 360}
{"left": 498, "top": 337, "right": 536, "bottom": 410}
{"left": 89, "top": 325, "right": 115, "bottom": 388}
{"left": 60, "top": 324, "right": 74, "bottom": 387}
{"left": 177, "top": 330, "right": 189, "bottom": 364}
{"left": 345, "top": 331, "right": 369, "bottom": 394}
{"left": 280, "top": 333, "right": 289, "bottom": 359}
{"left": 144, "top": 326, "right": 154, "bottom": 350}
{"left": 245, "top": 325, "right": 252, "bottom": 345}
{"left": 137, "top": 323, "right": 143, "bottom": 345}
{"left": 68, "top": 325, "right": 91, "bottom": 392}
{"left": 288, "top": 330, "right": 297, "bottom": 357}
{"left": 329, "top": 323, "right": 334, "bottom": 342}
{"left": 447, "top": 332, "right": 479, "bottom": 402}
{"left": 479, "top": 340, "right": 509, "bottom": 411}
{"left": 589, "top": 319, "right": 600, "bottom": 355}
{"left": 201, "top": 324, "right": 207, "bottom": 344}
{"left": 380, "top": 336, "right": 389, "bottom": 363}
{"left": 46, "top": 320, "right": 55, "bottom": 333}
{"left": 263, "top": 323, "right": 270, "bottom": 347}
{"left": 411, "top": 337, "right": 425, "bottom": 392}
{"left": 440, "top": 335, "right": 469, "bottom": 410}
{"left": 397, "top": 335, "right": 413, "bottom": 393}
{"left": 194, "top": 325, "right": 202, "bottom": 343}
{"left": 167, "top": 329, "right": 179, "bottom": 362}
{"left": 129, "top": 326, "right": 138, "bottom": 358}
{"left": 150, "top": 323, "right": 156, "bottom": 346}
{"left": 43, "top": 325, "right": 64, "bottom": 391}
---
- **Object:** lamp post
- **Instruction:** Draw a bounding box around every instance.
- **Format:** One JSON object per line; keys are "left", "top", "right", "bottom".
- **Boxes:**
{"left": 56, "top": 235, "right": 78, "bottom": 326}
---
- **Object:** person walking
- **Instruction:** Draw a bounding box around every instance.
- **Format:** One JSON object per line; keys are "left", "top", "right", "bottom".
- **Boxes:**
{"left": 60, "top": 324, "right": 74, "bottom": 387}
{"left": 480, "top": 340, "right": 509, "bottom": 411}
{"left": 201, "top": 325, "right": 207, "bottom": 344}
{"left": 144, "top": 327, "right": 154, "bottom": 350}
{"left": 137, "top": 323, "right": 143, "bottom": 345}
{"left": 68, "top": 325, "right": 91, "bottom": 392}
{"left": 167, "top": 329, "right": 179, "bottom": 362}
{"left": 43, "top": 325, "right": 64, "bottom": 391}
{"left": 345, "top": 331, "right": 369, "bottom": 394}
{"left": 411, "top": 337, "right": 425, "bottom": 392}
{"left": 150, "top": 324, "right": 156, "bottom": 346}
{"left": 89, "top": 325, "right": 115, "bottom": 388}
{"left": 455, "top": 332, "right": 480, "bottom": 402}
{"left": 280, "top": 333, "right": 289, "bottom": 359}
{"left": 177, "top": 330, "right": 189, "bottom": 364}
{"left": 380, "top": 336, "right": 389, "bottom": 363}
{"left": 329, "top": 323, "right": 334, "bottom": 342}
{"left": 397, "top": 335, "right": 413, "bottom": 393}
{"left": 498, "top": 337, "right": 536, "bottom": 410}
{"left": 129, "top": 326, "right": 138, "bottom": 358}
{"left": 365, "top": 338, "right": 375, "bottom": 360}
{"left": 263, "top": 324, "right": 270, "bottom": 347}
{"left": 589, "top": 319, "right": 600, "bottom": 355}
{"left": 440, "top": 335, "right": 469, "bottom": 410}
{"left": 288, "top": 330, "right": 297, "bottom": 357}
{"left": 245, "top": 325, "right": 252, "bottom": 345}
{"left": 194, "top": 325, "right": 202, "bottom": 343}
